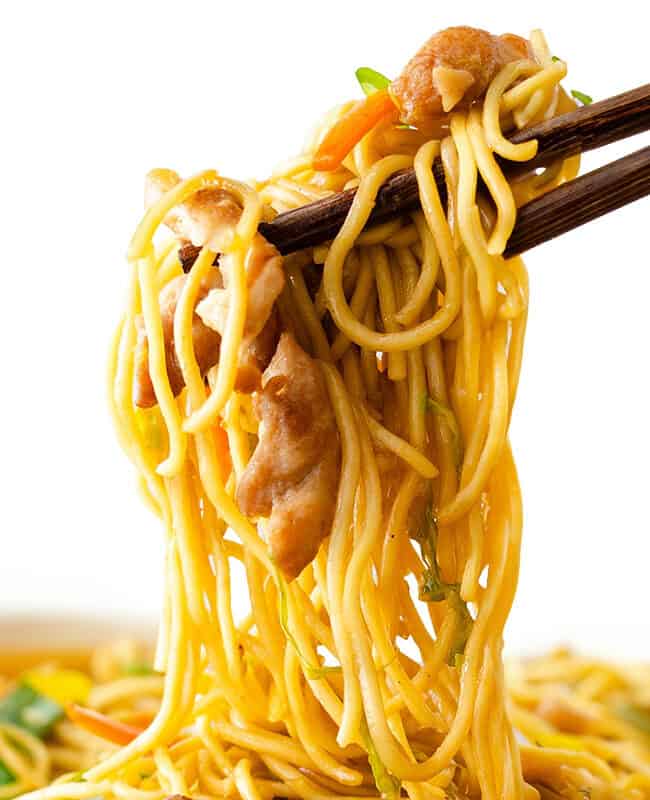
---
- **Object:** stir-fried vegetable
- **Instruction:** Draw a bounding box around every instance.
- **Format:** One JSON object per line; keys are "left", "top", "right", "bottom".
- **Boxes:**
{"left": 0, "top": 759, "right": 15, "bottom": 787}
{"left": 22, "top": 669, "right": 92, "bottom": 706}
{"left": 313, "top": 89, "right": 397, "bottom": 172}
{"left": 67, "top": 704, "right": 145, "bottom": 746}
{"left": 121, "top": 662, "right": 156, "bottom": 677}
{"left": 355, "top": 66, "right": 391, "bottom": 96}
{"left": 360, "top": 719, "right": 401, "bottom": 800}
{"left": 447, "top": 588, "right": 473, "bottom": 665}
{"left": 0, "top": 685, "right": 63, "bottom": 738}
{"left": 277, "top": 574, "right": 342, "bottom": 680}
{"left": 570, "top": 89, "right": 592, "bottom": 105}
{"left": 424, "top": 394, "right": 464, "bottom": 473}
{"left": 416, "top": 505, "right": 474, "bottom": 665}
{"left": 213, "top": 422, "right": 232, "bottom": 483}
{"left": 135, "top": 406, "right": 167, "bottom": 454}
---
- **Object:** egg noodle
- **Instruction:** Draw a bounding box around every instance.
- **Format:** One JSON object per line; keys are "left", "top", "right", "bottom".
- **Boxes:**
{"left": 9, "top": 28, "right": 649, "bottom": 800}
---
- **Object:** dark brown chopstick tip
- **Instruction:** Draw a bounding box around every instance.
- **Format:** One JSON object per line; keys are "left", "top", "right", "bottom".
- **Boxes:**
{"left": 504, "top": 145, "right": 650, "bottom": 258}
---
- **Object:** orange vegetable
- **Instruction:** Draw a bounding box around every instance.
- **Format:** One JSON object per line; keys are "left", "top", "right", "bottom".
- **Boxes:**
{"left": 214, "top": 421, "right": 232, "bottom": 482}
{"left": 67, "top": 704, "right": 145, "bottom": 746}
{"left": 121, "top": 711, "right": 156, "bottom": 728}
{"left": 313, "top": 89, "right": 397, "bottom": 172}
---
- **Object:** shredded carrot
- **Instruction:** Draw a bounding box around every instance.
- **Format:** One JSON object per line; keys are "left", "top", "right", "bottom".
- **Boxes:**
{"left": 67, "top": 704, "right": 145, "bottom": 746}
{"left": 313, "top": 90, "right": 397, "bottom": 172}
{"left": 121, "top": 711, "right": 156, "bottom": 728}
{"left": 214, "top": 421, "right": 232, "bottom": 482}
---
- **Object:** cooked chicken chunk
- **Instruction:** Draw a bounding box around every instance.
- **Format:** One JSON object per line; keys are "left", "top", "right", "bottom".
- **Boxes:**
{"left": 134, "top": 273, "right": 221, "bottom": 408}
{"left": 235, "top": 308, "right": 281, "bottom": 395}
{"left": 236, "top": 334, "right": 340, "bottom": 580}
{"left": 145, "top": 169, "right": 242, "bottom": 255}
{"left": 134, "top": 170, "right": 284, "bottom": 406}
{"left": 390, "top": 26, "right": 530, "bottom": 128}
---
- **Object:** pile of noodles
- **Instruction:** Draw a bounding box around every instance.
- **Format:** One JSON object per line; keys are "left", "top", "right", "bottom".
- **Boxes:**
{"left": 13, "top": 28, "right": 650, "bottom": 800}
{"left": 5, "top": 648, "right": 650, "bottom": 800}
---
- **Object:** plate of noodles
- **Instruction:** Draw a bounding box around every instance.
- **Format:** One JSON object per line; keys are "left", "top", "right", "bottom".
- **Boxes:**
{"left": 2, "top": 22, "right": 649, "bottom": 800}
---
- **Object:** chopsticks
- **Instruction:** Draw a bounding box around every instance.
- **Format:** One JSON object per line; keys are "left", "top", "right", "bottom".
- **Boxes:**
{"left": 503, "top": 145, "right": 650, "bottom": 256}
{"left": 254, "top": 83, "right": 650, "bottom": 258}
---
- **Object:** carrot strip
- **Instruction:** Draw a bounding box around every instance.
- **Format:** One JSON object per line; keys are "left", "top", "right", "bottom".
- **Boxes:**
{"left": 121, "top": 711, "right": 156, "bottom": 728}
{"left": 67, "top": 704, "right": 145, "bottom": 746}
{"left": 214, "top": 421, "right": 232, "bottom": 482}
{"left": 313, "top": 90, "right": 397, "bottom": 172}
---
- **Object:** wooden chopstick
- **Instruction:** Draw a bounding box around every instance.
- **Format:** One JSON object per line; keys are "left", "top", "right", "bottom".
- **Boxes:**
{"left": 254, "top": 83, "right": 650, "bottom": 257}
{"left": 504, "top": 145, "right": 650, "bottom": 257}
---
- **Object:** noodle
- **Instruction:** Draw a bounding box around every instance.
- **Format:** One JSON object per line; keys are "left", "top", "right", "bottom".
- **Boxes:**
{"left": 5, "top": 24, "right": 649, "bottom": 800}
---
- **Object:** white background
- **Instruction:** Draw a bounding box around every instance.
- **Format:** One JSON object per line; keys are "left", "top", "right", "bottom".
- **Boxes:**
{"left": 1, "top": 0, "right": 648, "bottom": 657}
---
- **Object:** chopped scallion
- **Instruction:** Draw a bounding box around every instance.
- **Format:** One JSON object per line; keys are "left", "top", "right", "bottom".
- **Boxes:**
{"left": 122, "top": 662, "right": 156, "bottom": 677}
{"left": 571, "top": 89, "right": 593, "bottom": 105}
{"left": 0, "top": 684, "right": 63, "bottom": 738}
{"left": 355, "top": 66, "right": 391, "bottom": 96}
{"left": 447, "top": 588, "right": 473, "bottom": 665}
{"left": 424, "top": 395, "right": 464, "bottom": 473}
{"left": 416, "top": 505, "right": 473, "bottom": 665}
{"left": 277, "top": 574, "right": 342, "bottom": 680}
{"left": 360, "top": 719, "right": 401, "bottom": 800}
{"left": 0, "top": 758, "right": 15, "bottom": 787}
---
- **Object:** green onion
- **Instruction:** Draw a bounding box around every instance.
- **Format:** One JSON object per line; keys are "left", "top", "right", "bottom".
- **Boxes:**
{"left": 447, "top": 589, "right": 473, "bottom": 665}
{"left": 0, "top": 758, "right": 15, "bottom": 787}
{"left": 360, "top": 718, "right": 401, "bottom": 800}
{"left": 424, "top": 395, "right": 464, "bottom": 473}
{"left": 277, "top": 574, "right": 342, "bottom": 680}
{"left": 571, "top": 89, "right": 593, "bottom": 106}
{"left": 355, "top": 67, "right": 391, "bottom": 96}
{"left": 416, "top": 505, "right": 444, "bottom": 603}
{"left": 122, "top": 662, "right": 156, "bottom": 677}
{"left": 551, "top": 55, "right": 561, "bottom": 63}
{"left": 415, "top": 505, "right": 473, "bottom": 665}
{"left": 618, "top": 704, "right": 650, "bottom": 736}
{"left": 0, "top": 684, "right": 64, "bottom": 738}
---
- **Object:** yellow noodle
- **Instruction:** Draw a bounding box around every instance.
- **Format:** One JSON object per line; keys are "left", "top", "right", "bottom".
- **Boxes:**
{"left": 16, "top": 30, "right": 648, "bottom": 800}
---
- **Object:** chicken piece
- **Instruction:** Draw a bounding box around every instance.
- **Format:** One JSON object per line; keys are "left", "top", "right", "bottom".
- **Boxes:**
{"left": 235, "top": 307, "right": 281, "bottom": 395}
{"left": 134, "top": 273, "right": 222, "bottom": 408}
{"left": 146, "top": 170, "right": 284, "bottom": 344}
{"left": 134, "top": 170, "right": 285, "bottom": 406}
{"left": 145, "top": 169, "right": 242, "bottom": 254}
{"left": 194, "top": 234, "right": 283, "bottom": 346}
{"left": 236, "top": 334, "right": 340, "bottom": 580}
{"left": 390, "top": 26, "right": 530, "bottom": 128}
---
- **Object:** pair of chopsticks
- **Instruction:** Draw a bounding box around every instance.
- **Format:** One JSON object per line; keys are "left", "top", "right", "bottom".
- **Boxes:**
{"left": 255, "top": 83, "right": 650, "bottom": 259}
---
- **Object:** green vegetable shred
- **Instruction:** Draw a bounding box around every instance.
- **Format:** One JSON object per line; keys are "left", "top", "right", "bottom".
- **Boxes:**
{"left": 0, "top": 684, "right": 64, "bottom": 738}
{"left": 360, "top": 719, "right": 401, "bottom": 800}
{"left": 277, "top": 574, "right": 342, "bottom": 680}
{"left": 416, "top": 504, "right": 473, "bottom": 665}
{"left": 122, "top": 662, "right": 156, "bottom": 677}
{"left": 355, "top": 67, "right": 391, "bottom": 96}
{"left": 571, "top": 89, "right": 593, "bottom": 105}
{"left": 0, "top": 759, "right": 15, "bottom": 787}
{"left": 424, "top": 395, "right": 464, "bottom": 473}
